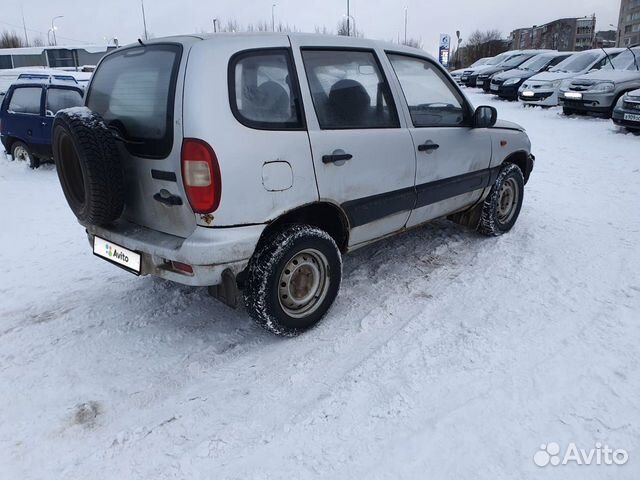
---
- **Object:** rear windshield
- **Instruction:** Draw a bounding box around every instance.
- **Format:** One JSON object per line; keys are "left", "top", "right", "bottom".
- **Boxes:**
{"left": 87, "top": 44, "right": 182, "bottom": 158}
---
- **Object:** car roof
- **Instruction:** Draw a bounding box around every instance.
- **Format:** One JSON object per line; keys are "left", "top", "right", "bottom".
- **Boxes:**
{"left": 126, "top": 32, "right": 438, "bottom": 62}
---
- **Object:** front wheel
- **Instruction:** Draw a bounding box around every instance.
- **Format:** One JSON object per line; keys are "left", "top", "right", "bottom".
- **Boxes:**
{"left": 11, "top": 141, "right": 40, "bottom": 169}
{"left": 478, "top": 163, "right": 525, "bottom": 237}
{"left": 243, "top": 225, "right": 342, "bottom": 337}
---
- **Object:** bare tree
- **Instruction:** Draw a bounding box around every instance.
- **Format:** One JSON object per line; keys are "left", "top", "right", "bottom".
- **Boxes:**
{"left": 402, "top": 38, "right": 422, "bottom": 49}
{"left": 0, "top": 30, "right": 26, "bottom": 48}
{"left": 336, "top": 19, "right": 362, "bottom": 37}
{"left": 460, "top": 29, "right": 507, "bottom": 66}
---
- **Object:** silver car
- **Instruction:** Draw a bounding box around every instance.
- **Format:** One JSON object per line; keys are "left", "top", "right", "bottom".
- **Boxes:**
{"left": 51, "top": 33, "right": 534, "bottom": 336}
{"left": 559, "top": 47, "right": 640, "bottom": 116}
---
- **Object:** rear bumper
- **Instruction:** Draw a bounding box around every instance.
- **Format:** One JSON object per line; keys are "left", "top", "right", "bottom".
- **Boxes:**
{"left": 85, "top": 221, "right": 266, "bottom": 286}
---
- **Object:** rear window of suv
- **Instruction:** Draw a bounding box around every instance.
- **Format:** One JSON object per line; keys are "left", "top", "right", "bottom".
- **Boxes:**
{"left": 86, "top": 44, "right": 182, "bottom": 158}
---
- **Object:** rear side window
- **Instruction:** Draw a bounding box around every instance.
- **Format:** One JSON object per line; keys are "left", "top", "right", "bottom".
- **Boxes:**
{"left": 46, "top": 88, "right": 83, "bottom": 116}
{"left": 230, "top": 49, "right": 304, "bottom": 130}
{"left": 301, "top": 49, "right": 399, "bottom": 130}
{"left": 87, "top": 44, "right": 182, "bottom": 158}
{"left": 8, "top": 87, "right": 42, "bottom": 115}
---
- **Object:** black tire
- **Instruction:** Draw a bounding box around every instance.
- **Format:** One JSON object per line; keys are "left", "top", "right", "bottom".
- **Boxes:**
{"left": 243, "top": 225, "right": 342, "bottom": 337}
{"left": 478, "top": 163, "right": 525, "bottom": 237}
{"left": 562, "top": 107, "right": 576, "bottom": 116}
{"left": 11, "top": 141, "right": 39, "bottom": 169}
{"left": 52, "top": 109, "right": 124, "bottom": 226}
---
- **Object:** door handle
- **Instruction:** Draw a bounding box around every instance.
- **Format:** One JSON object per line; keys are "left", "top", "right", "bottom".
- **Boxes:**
{"left": 322, "top": 151, "right": 353, "bottom": 164}
{"left": 418, "top": 142, "right": 440, "bottom": 152}
{"left": 153, "top": 191, "right": 183, "bottom": 206}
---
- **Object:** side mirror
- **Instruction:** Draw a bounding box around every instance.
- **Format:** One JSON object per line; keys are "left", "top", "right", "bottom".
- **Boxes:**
{"left": 474, "top": 105, "right": 497, "bottom": 128}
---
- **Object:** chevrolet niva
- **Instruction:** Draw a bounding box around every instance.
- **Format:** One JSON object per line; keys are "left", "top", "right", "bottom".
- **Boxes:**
{"left": 52, "top": 34, "right": 535, "bottom": 336}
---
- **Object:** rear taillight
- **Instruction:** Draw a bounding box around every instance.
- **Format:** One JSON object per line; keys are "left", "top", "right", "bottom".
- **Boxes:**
{"left": 181, "top": 138, "right": 222, "bottom": 214}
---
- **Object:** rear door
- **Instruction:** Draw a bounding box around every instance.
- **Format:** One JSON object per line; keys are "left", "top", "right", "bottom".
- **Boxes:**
{"left": 86, "top": 41, "right": 198, "bottom": 238}
{"left": 4, "top": 86, "right": 44, "bottom": 148}
{"left": 290, "top": 37, "right": 416, "bottom": 246}
{"left": 385, "top": 53, "right": 492, "bottom": 228}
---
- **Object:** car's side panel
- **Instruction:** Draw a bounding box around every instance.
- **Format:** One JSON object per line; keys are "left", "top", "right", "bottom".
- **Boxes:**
{"left": 288, "top": 38, "right": 417, "bottom": 247}
{"left": 183, "top": 36, "right": 318, "bottom": 228}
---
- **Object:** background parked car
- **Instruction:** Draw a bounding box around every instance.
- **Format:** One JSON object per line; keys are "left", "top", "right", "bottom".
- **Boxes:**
{"left": 478, "top": 50, "right": 553, "bottom": 92}
{"left": 490, "top": 51, "right": 573, "bottom": 100}
{"left": 518, "top": 48, "right": 624, "bottom": 107}
{"left": 559, "top": 46, "right": 640, "bottom": 117}
{"left": 450, "top": 57, "right": 490, "bottom": 85}
{"left": 0, "top": 75, "right": 85, "bottom": 168}
{"left": 612, "top": 88, "right": 640, "bottom": 131}
{"left": 461, "top": 51, "right": 522, "bottom": 87}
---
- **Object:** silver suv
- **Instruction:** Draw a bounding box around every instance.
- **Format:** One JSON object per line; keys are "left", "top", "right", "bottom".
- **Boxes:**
{"left": 559, "top": 46, "right": 640, "bottom": 116}
{"left": 52, "top": 34, "right": 534, "bottom": 336}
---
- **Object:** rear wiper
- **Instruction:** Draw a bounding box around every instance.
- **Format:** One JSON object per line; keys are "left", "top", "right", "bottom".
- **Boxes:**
{"left": 108, "top": 125, "right": 144, "bottom": 145}
{"left": 627, "top": 47, "right": 639, "bottom": 71}
{"left": 601, "top": 48, "right": 615, "bottom": 70}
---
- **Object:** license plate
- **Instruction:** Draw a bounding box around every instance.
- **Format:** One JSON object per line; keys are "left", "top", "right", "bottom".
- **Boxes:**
{"left": 477, "top": 80, "right": 484, "bottom": 86}
{"left": 522, "top": 91, "right": 535, "bottom": 97}
{"left": 491, "top": 84, "right": 499, "bottom": 91}
{"left": 624, "top": 113, "right": 640, "bottom": 122}
{"left": 564, "top": 92, "right": 583, "bottom": 100}
{"left": 93, "top": 236, "right": 141, "bottom": 275}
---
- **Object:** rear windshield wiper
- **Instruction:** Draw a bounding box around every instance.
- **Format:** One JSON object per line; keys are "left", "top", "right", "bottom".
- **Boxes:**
{"left": 601, "top": 48, "right": 615, "bottom": 70}
{"left": 108, "top": 124, "right": 144, "bottom": 145}
{"left": 627, "top": 47, "right": 639, "bottom": 71}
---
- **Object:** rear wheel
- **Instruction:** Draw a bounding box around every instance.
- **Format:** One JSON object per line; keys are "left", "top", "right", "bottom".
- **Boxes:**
{"left": 243, "top": 225, "right": 342, "bottom": 337}
{"left": 478, "top": 163, "right": 525, "bottom": 237}
{"left": 11, "top": 141, "right": 40, "bottom": 169}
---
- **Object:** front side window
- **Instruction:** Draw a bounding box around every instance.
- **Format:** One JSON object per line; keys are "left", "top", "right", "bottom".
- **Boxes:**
{"left": 8, "top": 87, "right": 42, "bottom": 115}
{"left": 87, "top": 44, "right": 182, "bottom": 158}
{"left": 230, "top": 49, "right": 303, "bottom": 130}
{"left": 387, "top": 54, "right": 466, "bottom": 128}
{"left": 301, "top": 49, "right": 399, "bottom": 129}
{"left": 46, "top": 88, "right": 83, "bottom": 116}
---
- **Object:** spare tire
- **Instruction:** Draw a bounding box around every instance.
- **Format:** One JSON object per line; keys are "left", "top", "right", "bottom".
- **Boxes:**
{"left": 53, "top": 108, "right": 124, "bottom": 226}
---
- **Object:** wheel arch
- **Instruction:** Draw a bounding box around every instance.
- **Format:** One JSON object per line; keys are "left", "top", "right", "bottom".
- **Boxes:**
{"left": 503, "top": 150, "right": 533, "bottom": 184}
{"left": 260, "top": 202, "right": 351, "bottom": 253}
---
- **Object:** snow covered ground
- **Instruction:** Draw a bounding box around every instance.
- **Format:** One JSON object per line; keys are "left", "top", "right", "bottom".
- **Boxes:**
{"left": 1, "top": 91, "right": 639, "bottom": 479}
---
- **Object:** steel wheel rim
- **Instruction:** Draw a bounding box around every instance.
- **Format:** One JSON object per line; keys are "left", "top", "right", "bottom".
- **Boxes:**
{"left": 278, "top": 249, "right": 330, "bottom": 319}
{"left": 497, "top": 177, "right": 519, "bottom": 224}
{"left": 14, "top": 145, "right": 29, "bottom": 162}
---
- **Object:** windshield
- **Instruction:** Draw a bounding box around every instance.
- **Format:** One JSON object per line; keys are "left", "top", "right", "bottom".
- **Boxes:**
{"left": 602, "top": 48, "right": 640, "bottom": 71}
{"left": 470, "top": 58, "right": 489, "bottom": 68}
{"left": 550, "top": 52, "right": 600, "bottom": 73}
{"left": 486, "top": 53, "right": 511, "bottom": 66}
{"left": 501, "top": 54, "right": 532, "bottom": 67}
{"left": 519, "top": 54, "right": 554, "bottom": 72}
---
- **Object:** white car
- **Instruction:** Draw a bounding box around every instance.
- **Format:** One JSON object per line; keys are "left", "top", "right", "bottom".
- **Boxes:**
{"left": 518, "top": 48, "right": 624, "bottom": 106}
{"left": 450, "top": 57, "right": 490, "bottom": 84}
{"left": 51, "top": 33, "right": 534, "bottom": 336}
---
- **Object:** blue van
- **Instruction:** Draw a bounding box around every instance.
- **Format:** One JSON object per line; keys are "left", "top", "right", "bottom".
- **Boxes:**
{"left": 0, "top": 74, "right": 84, "bottom": 168}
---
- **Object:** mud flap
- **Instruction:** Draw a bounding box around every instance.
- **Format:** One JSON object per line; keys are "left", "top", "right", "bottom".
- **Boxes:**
{"left": 207, "top": 269, "right": 242, "bottom": 309}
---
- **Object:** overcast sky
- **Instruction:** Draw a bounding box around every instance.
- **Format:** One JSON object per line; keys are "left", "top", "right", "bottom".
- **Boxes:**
{"left": 2, "top": 0, "right": 621, "bottom": 55}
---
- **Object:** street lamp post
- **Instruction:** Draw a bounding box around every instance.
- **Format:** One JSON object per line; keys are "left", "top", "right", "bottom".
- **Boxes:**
{"left": 213, "top": 18, "right": 219, "bottom": 33}
{"left": 51, "top": 15, "right": 63, "bottom": 46}
{"left": 272, "top": 4, "right": 277, "bottom": 32}
{"left": 404, "top": 7, "right": 408, "bottom": 44}
{"left": 343, "top": 15, "right": 356, "bottom": 37}
{"left": 347, "top": 0, "right": 350, "bottom": 36}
